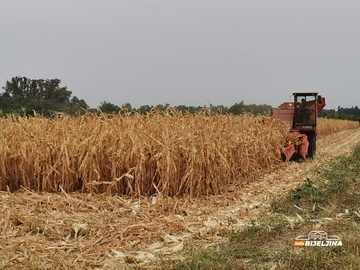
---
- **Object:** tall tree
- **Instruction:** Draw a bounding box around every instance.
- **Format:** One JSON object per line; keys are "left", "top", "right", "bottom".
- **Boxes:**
{"left": 1, "top": 76, "right": 83, "bottom": 116}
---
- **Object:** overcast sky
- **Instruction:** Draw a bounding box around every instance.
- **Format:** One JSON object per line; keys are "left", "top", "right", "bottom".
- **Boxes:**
{"left": 1, "top": 1, "right": 359, "bottom": 110}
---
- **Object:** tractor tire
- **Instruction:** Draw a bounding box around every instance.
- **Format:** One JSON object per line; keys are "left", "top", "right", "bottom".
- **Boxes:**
{"left": 307, "top": 132, "right": 316, "bottom": 158}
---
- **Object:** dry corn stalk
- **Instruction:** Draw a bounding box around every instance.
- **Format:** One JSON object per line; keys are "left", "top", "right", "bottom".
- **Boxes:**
{"left": 0, "top": 111, "right": 358, "bottom": 197}
{"left": 317, "top": 118, "right": 359, "bottom": 137}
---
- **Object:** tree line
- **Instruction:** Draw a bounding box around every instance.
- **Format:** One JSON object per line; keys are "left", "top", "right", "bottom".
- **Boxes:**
{"left": 1, "top": 76, "right": 359, "bottom": 120}
{"left": 99, "top": 101, "right": 273, "bottom": 116}
{"left": 0, "top": 76, "right": 87, "bottom": 117}
{"left": 319, "top": 107, "right": 360, "bottom": 122}
{"left": 0, "top": 76, "right": 273, "bottom": 117}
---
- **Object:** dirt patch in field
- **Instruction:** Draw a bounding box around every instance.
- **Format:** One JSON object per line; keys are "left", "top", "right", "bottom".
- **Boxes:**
{"left": 1, "top": 129, "right": 360, "bottom": 269}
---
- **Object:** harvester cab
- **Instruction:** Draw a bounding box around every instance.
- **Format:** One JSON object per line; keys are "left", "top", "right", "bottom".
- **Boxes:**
{"left": 271, "top": 92, "right": 326, "bottom": 161}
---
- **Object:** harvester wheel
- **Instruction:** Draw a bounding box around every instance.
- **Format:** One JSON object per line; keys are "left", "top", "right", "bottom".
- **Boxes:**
{"left": 307, "top": 133, "right": 316, "bottom": 158}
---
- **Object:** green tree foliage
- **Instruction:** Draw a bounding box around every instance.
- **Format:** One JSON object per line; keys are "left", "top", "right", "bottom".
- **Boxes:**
{"left": 98, "top": 101, "right": 121, "bottom": 114}
{"left": 0, "top": 76, "right": 88, "bottom": 116}
{"left": 320, "top": 106, "right": 360, "bottom": 122}
{"left": 138, "top": 104, "right": 154, "bottom": 114}
{"left": 3, "top": 77, "right": 71, "bottom": 103}
{"left": 121, "top": 103, "right": 132, "bottom": 111}
{"left": 0, "top": 76, "right": 279, "bottom": 117}
{"left": 71, "top": 96, "right": 88, "bottom": 109}
{"left": 229, "top": 101, "right": 272, "bottom": 115}
{"left": 134, "top": 102, "right": 272, "bottom": 116}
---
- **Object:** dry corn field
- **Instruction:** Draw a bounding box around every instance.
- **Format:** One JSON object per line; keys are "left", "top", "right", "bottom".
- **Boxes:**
{"left": 0, "top": 110, "right": 359, "bottom": 197}
{"left": 1, "top": 111, "right": 360, "bottom": 269}
{"left": 317, "top": 117, "right": 360, "bottom": 137}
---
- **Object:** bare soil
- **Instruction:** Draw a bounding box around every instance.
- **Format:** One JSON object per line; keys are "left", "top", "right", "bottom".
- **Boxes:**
{"left": 1, "top": 129, "right": 360, "bottom": 269}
